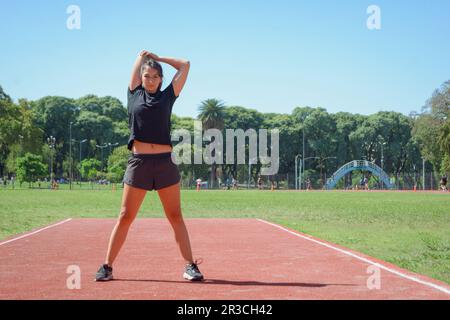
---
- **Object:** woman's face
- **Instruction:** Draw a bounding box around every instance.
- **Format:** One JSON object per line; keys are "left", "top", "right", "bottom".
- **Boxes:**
{"left": 141, "top": 66, "right": 162, "bottom": 93}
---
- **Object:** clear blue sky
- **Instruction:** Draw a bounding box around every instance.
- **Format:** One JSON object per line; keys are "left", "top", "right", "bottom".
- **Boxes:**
{"left": 1, "top": 0, "right": 449, "bottom": 117}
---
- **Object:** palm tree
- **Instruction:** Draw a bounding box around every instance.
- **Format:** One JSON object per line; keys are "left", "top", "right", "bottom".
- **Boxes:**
{"left": 197, "top": 99, "right": 226, "bottom": 189}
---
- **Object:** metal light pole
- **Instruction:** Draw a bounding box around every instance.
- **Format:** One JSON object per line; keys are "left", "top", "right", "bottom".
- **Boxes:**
{"left": 107, "top": 142, "right": 119, "bottom": 156}
{"left": 295, "top": 154, "right": 301, "bottom": 190}
{"left": 422, "top": 157, "right": 425, "bottom": 190}
{"left": 380, "top": 142, "right": 386, "bottom": 190}
{"left": 72, "top": 139, "right": 87, "bottom": 183}
{"left": 96, "top": 143, "right": 108, "bottom": 170}
{"left": 79, "top": 139, "right": 87, "bottom": 165}
{"left": 302, "top": 123, "right": 305, "bottom": 190}
{"left": 248, "top": 156, "right": 257, "bottom": 189}
{"left": 47, "top": 136, "right": 56, "bottom": 185}
{"left": 69, "top": 122, "right": 73, "bottom": 190}
{"left": 380, "top": 142, "right": 386, "bottom": 171}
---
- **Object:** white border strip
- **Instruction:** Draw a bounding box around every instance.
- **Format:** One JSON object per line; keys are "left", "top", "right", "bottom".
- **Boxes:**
{"left": 256, "top": 218, "right": 450, "bottom": 296}
{"left": 0, "top": 218, "right": 73, "bottom": 246}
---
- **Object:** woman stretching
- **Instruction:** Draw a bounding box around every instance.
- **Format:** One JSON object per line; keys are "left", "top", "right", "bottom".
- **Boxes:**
{"left": 95, "top": 50, "right": 204, "bottom": 282}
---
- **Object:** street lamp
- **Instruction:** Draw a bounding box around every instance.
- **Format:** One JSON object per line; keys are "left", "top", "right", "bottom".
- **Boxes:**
{"left": 95, "top": 143, "right": 108, "bottom": 170}
{"left": 301, "top": 115, "right": 310, "bottom": 191}
{"left": 107, "top": 142, "right": 119, "bottom": 155}
{"left": 248, "top": 156, "right": 257, "bottom": 189}
{"left": 422, "top": 157, "right": 426, "bottom": 190}
{"left": 80, "top": 139, "right": 87, "bottom": 163}
{"left": 69, "top": 122, "right": 73, "bottom": 190}
{"left": 72, "top": 138, "right": 87, "bottom": 183}
{"left": 378, "top": 140, "right": 387, "bottom": 190}
{"left": 379, "top": 141, "right": 387, "bottom": 171}
{"left": 47, "top": 136, "right": 56, "bottom": 185}
{"left": 295, "top": 154, "right": 301, "bottom": 190}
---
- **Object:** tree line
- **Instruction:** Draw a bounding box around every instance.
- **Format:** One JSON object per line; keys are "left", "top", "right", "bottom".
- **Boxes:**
{"left": 0, "top": 80, "right": 448, "bottom": 188}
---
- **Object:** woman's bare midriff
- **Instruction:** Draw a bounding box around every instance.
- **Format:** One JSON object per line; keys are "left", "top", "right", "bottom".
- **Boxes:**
{"left": 132, "top": 139, "right": 173, "bottom": 154}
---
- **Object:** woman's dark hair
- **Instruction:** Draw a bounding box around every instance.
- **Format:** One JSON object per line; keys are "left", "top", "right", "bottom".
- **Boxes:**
{"left": 140, "top": 58, "right": 163, "bottom": 91}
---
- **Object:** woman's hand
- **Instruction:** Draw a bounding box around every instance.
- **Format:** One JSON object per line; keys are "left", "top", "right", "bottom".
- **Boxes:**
{"left": 139, "top": 50, "right": 159, "bottom": 61}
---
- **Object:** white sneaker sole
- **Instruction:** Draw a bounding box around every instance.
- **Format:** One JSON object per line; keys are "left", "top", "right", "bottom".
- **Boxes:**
{"left": 94, "top": 275, "right": 113, "bottom": 282}
{"left": 183, "top": 272, "right": 204, "bottom": 281}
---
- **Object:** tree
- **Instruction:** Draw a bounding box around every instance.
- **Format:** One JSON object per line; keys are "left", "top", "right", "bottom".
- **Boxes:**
{"left": 0, "top": 91, "right": 43, "bottom": 177}
{"left": 223, "top": 106, "right": 265, "bottom": 181}
{"left": 0, "top": 99, "right": 21, "bottom": 176}
{"left": 79, "top": 158, "right": 102, "bottom": 181}
{"left": 263, "top": 113, "right": 300, "bottom": 182}
{"left": 198, "top": 98, "right": 225, "bottom": 188}
{"left": 412, "top": 80, "right": 450, "bottom": 174}
{"left": 106, "top": 146, "right": 129, "bottom": 183}
{"left": 438, "top": 119, "right": 450, "bottom": 174}
{"left": 0, "top": 85, "right": 12, "bottom": 103}
{"left": 424, "top": 80, "right": 450, "bottom": 121}
{"left": 303, "top": 108, "right": 338, "bottom": 185}
{"left": 413, "top": 114, "right": 443, "bottom": 171}
{"left": 30, "top": 96, "right": 79, "bottom": 176}
{"left": 15, "top": 153, "right": 48, "bottom": 187}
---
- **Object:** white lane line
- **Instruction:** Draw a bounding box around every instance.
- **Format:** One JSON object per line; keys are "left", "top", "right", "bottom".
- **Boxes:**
{"left": 0, "top": 218, "right": 73, "bottom": 246}
{"left": 256, "top": 218, "right": 450, "bottom": 296}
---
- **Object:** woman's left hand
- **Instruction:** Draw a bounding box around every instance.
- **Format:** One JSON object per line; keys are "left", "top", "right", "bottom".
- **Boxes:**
{"left": 147, "top": 52, "right": 160, "bottom": 61}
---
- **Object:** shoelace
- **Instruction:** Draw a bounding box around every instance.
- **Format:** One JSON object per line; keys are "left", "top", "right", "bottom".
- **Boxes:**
{"left": 186, "top": 258, "right": 203, "bottom": 272}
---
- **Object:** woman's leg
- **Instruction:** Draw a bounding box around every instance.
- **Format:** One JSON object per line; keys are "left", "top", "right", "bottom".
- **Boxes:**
{"left": 157, "top": 182, "right": 194, "bottom": 264}
{"left": 104, "top": 184, "right": 147, "bottom": 266}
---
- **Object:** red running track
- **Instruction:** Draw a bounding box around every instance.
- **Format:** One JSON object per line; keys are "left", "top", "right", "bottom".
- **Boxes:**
{"left": 0, "top": 218, "right": 449, "bottom": 300}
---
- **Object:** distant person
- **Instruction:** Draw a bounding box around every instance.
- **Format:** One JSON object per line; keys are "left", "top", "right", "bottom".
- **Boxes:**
{"left": 226, "top": 177, "right": 231, "bottom": 190}
{"left": 359, "top": 176, "right": 365, "bottom": 190}
{"left": 257, "top": 175, "right": 263, "bottom": 190}
{"left": 440, "top": 175, "right": 448, "bottom": 191}
{"left": 232, "top": 177, "right": 238, "bottom": 190}
{"left": 51, "top": 179, "right": 59, "bottom": 190}
{"left": 363, "top": 176, "right": 369, "bottom": 190}
{"left": 306, "top": 177, "right": 312, "bottom": 190}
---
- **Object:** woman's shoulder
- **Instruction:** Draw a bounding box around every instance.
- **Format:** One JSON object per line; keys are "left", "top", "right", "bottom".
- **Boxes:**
{"left": 128, "top": 84, "right": 143, "bottom": 96}
{"left": 162, "top": 82, "right": 178, "bottom": 99}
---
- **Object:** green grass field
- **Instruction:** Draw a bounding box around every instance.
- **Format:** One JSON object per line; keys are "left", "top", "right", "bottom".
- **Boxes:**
{"left": 1, "top": 188, "right": 449, "bottom": 284}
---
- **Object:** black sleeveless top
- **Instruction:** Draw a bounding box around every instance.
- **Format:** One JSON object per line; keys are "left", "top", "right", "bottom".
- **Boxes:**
{"left": 127, "top": 82, "right": 178, "bottom": 151}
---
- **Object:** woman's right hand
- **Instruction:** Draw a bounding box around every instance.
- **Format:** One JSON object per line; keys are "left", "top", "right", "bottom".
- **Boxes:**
{"left": 139, "top": 50, "right": 159, "bottom": 60}
{"left": 139, "top": 50, "right": 150, "bottom": 57}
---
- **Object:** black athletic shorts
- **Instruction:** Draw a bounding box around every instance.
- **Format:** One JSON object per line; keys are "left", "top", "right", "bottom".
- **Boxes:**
{"left": 122, "top": 152, "right": 181, "bottom": 191}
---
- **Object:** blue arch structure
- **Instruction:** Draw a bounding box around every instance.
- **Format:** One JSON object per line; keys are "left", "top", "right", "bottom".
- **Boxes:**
{"left": 325, "top": 160, "right": 394, "bottom": 190}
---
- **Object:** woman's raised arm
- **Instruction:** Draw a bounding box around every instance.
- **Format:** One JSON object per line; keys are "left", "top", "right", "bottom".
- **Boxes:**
{"left": 154, "top": 55, "right": 190, "bottom": 97}
{"left": 129, "top": 50, "right": 151, "bottom": 91}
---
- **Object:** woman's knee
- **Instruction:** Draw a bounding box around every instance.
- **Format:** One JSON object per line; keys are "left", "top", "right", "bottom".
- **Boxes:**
{"left": 118, "top": 208, "right": 136, "bottom": 226}
{"left": 166, "top": 210, "right": 184, "bottom": 225}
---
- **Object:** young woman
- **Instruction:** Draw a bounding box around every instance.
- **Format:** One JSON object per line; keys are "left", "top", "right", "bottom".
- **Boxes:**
{"left": 95, "top": 50, "right": 203, "bottom": 282}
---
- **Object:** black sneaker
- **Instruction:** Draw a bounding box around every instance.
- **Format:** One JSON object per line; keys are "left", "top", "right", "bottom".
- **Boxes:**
{"left": 183, "top": 259, "right": 204, "bottom": 281}
{"left": 95, "top": 264, "right": 113, "bottom": 281}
